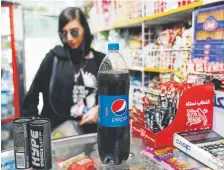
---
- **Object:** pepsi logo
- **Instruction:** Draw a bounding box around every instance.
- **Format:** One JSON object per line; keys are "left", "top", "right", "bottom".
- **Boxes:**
{"left": 111, "top": 99, "right": 127, "bottom": 116}
{"left": 203, "top": 17, "right": 218, "bottom": 31}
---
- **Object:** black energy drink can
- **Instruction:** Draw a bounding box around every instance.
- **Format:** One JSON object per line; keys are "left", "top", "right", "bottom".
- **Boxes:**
{"left": 13, "top": 118, "right": 32, "bottom": 169}
{"left": 30, "top": 118, "right": 52, "bottom": 170}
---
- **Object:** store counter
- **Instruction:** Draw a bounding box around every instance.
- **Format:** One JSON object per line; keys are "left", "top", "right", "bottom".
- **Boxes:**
{"left": 1, "top": 133, "right": 152, "bottom": 170}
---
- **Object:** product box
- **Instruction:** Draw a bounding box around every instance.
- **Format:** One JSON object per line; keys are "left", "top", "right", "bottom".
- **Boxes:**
{"left": 194, "top": 4, "right": 224, "bottom": 43}
{"left": 173, "top": 129, "right": 224, "bottom": 170}
{"left": 191, "top": 42, "right": 224, "bottom": 62}
{"left": 192, "top": 48, "right": 224, "bottom": 56}
{"left": 56, "top": 153, "right": 96, "bottom": 170}
{"left": 141, "top": 146, "right": 211, "bottom": 170}
{"left": 192, "top": 48, "right": 224, "bottom": 61}
{"left": 131, "top": 120, "right": 142, "bottom": 138}
{"left": 213, "top": 90, "right": 224, "bottom": 137}
{"left": 193, "top": 43, "right": 224, "bottom": 50}
{"left": 192, "top": 4, "right": 224, "bottom": 63}
{"left": 132, "top": 83, "right": 214, "bottom": 148}
{"left": 192, "top": 53, "right": 223, "bottom": 62}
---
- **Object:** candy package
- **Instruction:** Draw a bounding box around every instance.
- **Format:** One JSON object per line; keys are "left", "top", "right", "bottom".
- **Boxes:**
{"left": 141, "top": 146, "right": 211, "bottom": 170}
{"left": 57, "top": 153, "right": 95, "bottom": 170}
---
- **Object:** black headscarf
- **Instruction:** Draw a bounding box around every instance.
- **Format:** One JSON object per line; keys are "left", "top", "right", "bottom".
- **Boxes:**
{"left": 58, "top": 7, "right": 93, "bottom": 67}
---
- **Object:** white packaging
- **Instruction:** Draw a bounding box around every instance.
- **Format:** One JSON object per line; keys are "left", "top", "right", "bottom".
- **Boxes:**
{"left": 173, "top": 133, "right": 224, "bottom": 170}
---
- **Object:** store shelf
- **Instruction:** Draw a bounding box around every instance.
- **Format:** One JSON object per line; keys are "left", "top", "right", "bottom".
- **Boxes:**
{"left": 129, "top": 66, "right": 143, "bottom": 71}
{"left": 97, "top": 1, "right": 202, "bottom": 32}
{"left": 144, "top": 68, "right": 178, "bottom": 72}
{"left": 143, "top": 1, "right": 202, "bottom": 26}
{"left": 1, "top": 117, "right": 14, "bottom": 124}
{"left": 188, "top": 71, "right": 224, "bottom": 75}
{"left": 129, "top": 66, "right": 178, "bottom": 73}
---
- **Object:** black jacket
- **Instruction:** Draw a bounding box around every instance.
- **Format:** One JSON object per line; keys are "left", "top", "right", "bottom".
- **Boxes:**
{"left": 22, "top": 45, "right": 105, "bottom": 132}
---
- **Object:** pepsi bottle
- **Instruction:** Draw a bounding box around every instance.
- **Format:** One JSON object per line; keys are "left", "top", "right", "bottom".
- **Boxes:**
{"left": 97, "top": 43, "right": 130, "bottom": 165}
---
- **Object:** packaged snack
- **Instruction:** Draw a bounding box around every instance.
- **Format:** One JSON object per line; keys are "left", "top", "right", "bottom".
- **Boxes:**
{"left": 182, "top": 28, "right": 193, "bottom": 48}
{"left": 141, "top": 146, "right": 211, "bottom": 170}
{"left": 145, "top": 92, "right": 160, "bottom": 105}
{"left": 57, "top": 153, "right": 95, "bottom": 170}
{"left": 160, "top": 73, "right": 174, "bottom": 83}
{"left": 157, "top": 29, "right": 174, "bottom": 47}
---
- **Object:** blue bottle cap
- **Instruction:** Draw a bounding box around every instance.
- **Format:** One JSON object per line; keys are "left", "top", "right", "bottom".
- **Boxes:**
{"left": 108, "top": 43, "right": 119, "bottom": 50}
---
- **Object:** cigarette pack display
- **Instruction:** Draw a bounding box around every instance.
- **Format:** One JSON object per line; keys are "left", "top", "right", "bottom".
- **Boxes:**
{"left": 173, "top": 129, "right": 224, "bottom": 170}
{"left": 141, "top": 146, "right": 210, "bottom": 170}
{"left": 30, "top": 119, "right": 52, "bottom": 170}
{"left": 13, "top": 118, "right": 32, "bottom": 169}
{"left": 131, "top": 83, "right": 214, "bottom": 148}
{"left": 131, "top": 120, "right": 142, "bottom": 138}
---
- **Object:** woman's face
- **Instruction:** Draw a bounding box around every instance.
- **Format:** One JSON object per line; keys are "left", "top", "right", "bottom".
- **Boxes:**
{"left": 62, "top": 19, "right": 84, "bottom": 49}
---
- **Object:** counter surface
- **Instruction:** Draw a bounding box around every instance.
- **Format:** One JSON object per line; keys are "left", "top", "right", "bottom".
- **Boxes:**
{"left": 2, "top": 133, "right": 152, "bottom": 169}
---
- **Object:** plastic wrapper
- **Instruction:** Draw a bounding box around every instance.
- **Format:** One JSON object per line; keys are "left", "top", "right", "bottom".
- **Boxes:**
{"left": 57, "top": 153, "right": 95, "bottom": 170}
{"left": 141, "top": 146, "right": 211, "bottom": 170}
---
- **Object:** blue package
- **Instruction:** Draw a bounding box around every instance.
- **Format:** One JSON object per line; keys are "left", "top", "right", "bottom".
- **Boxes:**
{"left": 1, "top": 160, "right": 16, "bottom": 170}
{"left": 191, "top": 53, "right": 223, "bottom": 62}
{"left": 194, "top": 4, "right": 224, "bottom": 43}
{"left": 193, "top": 42, "right": 224, "bottom": 49}
{"left": 192, "top": 4, "right": 224, "bottom": 64}
{"left": 192, "top": 48, "right": 224, "bottom": 56}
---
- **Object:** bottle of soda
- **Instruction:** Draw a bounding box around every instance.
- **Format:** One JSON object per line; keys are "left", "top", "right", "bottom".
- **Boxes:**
{"left": 97, "top": 43, "right": 130, "bottom": 165}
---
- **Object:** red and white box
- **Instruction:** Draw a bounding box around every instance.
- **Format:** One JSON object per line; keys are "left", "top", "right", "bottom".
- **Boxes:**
{"left": 132, "top": 84, "right": 214, "bottom": 148}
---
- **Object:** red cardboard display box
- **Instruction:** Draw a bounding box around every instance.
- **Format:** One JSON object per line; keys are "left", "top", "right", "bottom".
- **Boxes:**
{"left": 131, "top": 84, "right": 214, "bottom": 148}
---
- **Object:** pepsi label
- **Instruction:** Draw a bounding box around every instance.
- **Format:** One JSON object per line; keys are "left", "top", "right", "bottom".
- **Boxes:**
{"left": 99, "top": 95, "right": 129, "bottom": 127}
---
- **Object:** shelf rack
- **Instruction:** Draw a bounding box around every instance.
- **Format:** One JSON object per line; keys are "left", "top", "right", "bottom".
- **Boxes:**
{"left": 92, "top": 1, "right": 205, "bottom": 110}
{"left": 95, "top": 1, "right": 202, "bottom": 32}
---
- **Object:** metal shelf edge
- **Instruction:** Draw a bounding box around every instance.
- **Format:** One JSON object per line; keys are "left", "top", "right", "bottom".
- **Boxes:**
{"left": 96, "top": 1, "right": 202, "bottom": 32}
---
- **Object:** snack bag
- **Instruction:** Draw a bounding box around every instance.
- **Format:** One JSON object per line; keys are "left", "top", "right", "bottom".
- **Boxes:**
{"left": 57, "top": 153, "right": 96, "bottom": 170}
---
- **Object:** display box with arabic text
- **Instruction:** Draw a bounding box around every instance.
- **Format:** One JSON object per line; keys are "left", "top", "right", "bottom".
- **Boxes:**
{"left": 131, "top": 83, "right": 214, "bottom": 148}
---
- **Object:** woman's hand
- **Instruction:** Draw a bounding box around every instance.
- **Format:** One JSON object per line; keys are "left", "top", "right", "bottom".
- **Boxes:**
{"left": 79, "top": 105, "right": 98, "bottom": 125}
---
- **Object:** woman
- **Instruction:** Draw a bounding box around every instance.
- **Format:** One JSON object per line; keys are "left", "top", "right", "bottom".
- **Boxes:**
{"left": 22, "top": 7, "right": 105, "bottom": 135}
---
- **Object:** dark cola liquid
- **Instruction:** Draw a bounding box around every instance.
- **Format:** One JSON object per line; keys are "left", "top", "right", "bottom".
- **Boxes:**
{"left": 97, "top": 71, "right": 130, "bottom": 165}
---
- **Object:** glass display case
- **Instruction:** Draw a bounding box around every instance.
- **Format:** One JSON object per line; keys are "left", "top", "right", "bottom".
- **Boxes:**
{"left": 1, "top": 133, "right": 155, "bottom": 170}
